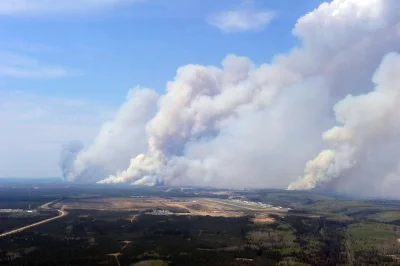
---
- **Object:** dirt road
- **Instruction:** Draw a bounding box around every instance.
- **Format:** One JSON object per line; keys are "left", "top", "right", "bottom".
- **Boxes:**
{"left": 107, "top": 253, "right": 122, "bottom": 266}
{"left": 0, "top": 205, "right": 67, "bottom": 238}
{"left": 39, "top": 200, "right": 58, "bottom": 210}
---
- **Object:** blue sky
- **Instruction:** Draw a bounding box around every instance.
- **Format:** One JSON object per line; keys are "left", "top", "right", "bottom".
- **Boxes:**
{"left": 0, "top": 0, "right": 325, "bottom": 177}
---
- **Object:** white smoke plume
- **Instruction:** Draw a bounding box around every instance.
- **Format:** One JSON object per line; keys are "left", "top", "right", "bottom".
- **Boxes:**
{"left": 64, "top": 0, "right": 400, "bottom": 197}
{"left": 63, "top": 88, "right": 159, "bottom": 183}
{"left": 59, "top": 140, "right": 84, "bottom": 181}
{"left": 289, "top": 52, "right": 400, "bottom": 198}
{"left": 98, "top": 56, "right": 303, "bottom": 185}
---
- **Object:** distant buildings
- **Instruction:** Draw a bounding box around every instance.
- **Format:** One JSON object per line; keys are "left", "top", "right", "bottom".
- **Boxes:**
{"left": 145, "top": 209, "right": 173, "bottom": 215}
{"left": 228, "top": 199, "right": 290, "bottom": 212}
{"left": 0, "top": 209, "right": 37, "bottom": 213}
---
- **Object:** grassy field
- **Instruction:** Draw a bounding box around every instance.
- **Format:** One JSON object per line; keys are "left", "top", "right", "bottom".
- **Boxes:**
{"left": 346, "top": 222, "right": 400, "bottom": 252}
{"left": 368, "top": 211, "right": 400, "bottom": 223}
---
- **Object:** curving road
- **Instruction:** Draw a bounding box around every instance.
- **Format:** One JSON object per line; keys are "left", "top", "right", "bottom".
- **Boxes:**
{"left": 0, "top": 205, "right": 67, "bottom": 238}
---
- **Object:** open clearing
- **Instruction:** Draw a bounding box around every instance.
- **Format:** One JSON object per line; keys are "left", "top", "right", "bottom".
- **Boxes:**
{"left": 54, "top": 197, "right": 287, "bottom": 218}
{"left": 251, "top": 216, "right": 275, "bottom": 224}
{"left": 346, "top": 222, "right": 400, "bottom": 254}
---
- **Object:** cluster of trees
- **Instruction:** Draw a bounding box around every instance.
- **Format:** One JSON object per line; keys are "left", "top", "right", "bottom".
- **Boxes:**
{"left": 1, "top": 204, "right": 400, "bottom": 265}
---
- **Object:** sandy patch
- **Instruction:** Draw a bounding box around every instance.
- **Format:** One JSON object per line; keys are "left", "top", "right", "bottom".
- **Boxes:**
{"left": 251, "top": 217, "right": 275, "bottom": 224}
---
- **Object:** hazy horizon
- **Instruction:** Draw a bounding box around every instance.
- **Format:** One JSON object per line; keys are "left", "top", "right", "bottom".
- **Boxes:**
{"left": 1, "top": 0, "right": 400, "bottom": 199}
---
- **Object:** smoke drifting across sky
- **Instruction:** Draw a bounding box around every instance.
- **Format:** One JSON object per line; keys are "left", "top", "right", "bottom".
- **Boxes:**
{"left": 62, "top": 0, "right": 400, "bottom": 198}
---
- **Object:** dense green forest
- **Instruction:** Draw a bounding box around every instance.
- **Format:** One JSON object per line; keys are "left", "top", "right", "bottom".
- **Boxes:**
{"left": 0, "top": 186, "right": 399, "bottom": 265}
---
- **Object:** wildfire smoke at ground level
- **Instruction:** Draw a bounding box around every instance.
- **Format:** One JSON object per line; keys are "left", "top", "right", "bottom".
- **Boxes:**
{"left": 61, "top": 0, "right": 400, "bottom": 199}
{"left": 289, "top": 52, "right": 400, "bottom": 198}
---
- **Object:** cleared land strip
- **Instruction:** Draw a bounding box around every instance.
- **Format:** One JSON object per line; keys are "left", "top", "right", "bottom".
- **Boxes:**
{"left": 0, "top": 207, "right": 67, "bottom": 238}
{"left": 39, "top": 200, "right": 59, "bottom": 209}
{"left": 107, "top": 253, "right": 122, "bottom": 266}
{"left": 203, "top": 199, "right": 261, "bottom": 211}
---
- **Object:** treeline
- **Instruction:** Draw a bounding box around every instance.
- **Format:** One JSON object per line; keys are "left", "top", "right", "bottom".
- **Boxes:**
{"left": 1, "top": 207, "right": 399, "bottom": 265}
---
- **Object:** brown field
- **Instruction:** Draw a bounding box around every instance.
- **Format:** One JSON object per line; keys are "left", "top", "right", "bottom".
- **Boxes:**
{"left": 251, "top": 216, "right": 275, "bottom": 224}
{"left": 54, "top": 197, "right": 287, "bottom": 218}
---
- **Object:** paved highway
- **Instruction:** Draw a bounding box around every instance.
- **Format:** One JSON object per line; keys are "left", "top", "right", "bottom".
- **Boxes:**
{"left": 0, "top": 205, "right": 67, "bottom": 238}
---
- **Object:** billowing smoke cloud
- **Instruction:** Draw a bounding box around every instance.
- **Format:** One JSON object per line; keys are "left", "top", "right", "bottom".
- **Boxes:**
{"left": 289, "top": 52, "right": 400, "bottom": 198}
{"left": 62, "top": 88, "right": 159, "bottom": 182}
{"left": 98, "top": 56, "right": 304, "bottom": 185}
{"left": 59, "top": 140, "right": 83, "bottom": 180}
{"left": 64, "top": 0, "right": 400, "bottom": 197}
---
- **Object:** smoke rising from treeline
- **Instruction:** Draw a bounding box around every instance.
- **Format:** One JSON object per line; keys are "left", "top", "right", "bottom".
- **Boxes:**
{"left": 61, "top": 0, "right": 400, "bottom": 198}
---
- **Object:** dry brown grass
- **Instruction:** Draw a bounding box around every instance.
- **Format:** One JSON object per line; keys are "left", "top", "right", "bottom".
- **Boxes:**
{"left": 251, "top": 216, "right": 275, "bottom": 224}
{"left": 55, "top": 197, "right": 176, "bottom": 211}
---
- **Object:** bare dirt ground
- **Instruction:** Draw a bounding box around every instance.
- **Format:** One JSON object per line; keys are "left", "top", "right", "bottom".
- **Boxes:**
{"left": 162, "top": 199, "right": 245, "bottom": 217}
{"left": 251, "top": 216, "right": 275, "bottom": 224}
{"left": 56, "top": 197, "right": 185, "bottom": 213}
